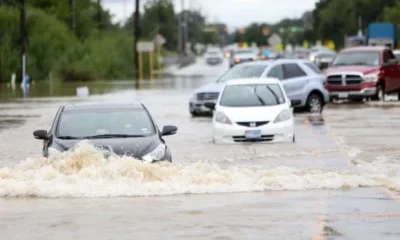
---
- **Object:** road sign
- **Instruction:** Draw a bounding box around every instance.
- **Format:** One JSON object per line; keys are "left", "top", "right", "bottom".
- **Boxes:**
{"left": 303, "top": 40, "right": 309, "bottom": 48}
{"left": 137, "top": 41, "right": 154, "bottom": 52}
{"left": 261, "top": 26, "right": 270, "bottom": 36}
{"left": 155, "top": 34, "right": 166, "bottom": 47}
{"left": 268, "top": 33, "right": 282, "bottom": 46}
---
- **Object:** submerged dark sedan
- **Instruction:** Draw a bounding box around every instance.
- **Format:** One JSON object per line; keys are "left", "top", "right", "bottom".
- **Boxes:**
{"left": 32, "top": 102, "right": 178, "bottom": 163}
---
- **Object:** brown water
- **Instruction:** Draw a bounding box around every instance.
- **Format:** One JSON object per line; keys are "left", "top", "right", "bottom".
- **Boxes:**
{"left": 0, "top": 60, "right": 399, "bottom": 239}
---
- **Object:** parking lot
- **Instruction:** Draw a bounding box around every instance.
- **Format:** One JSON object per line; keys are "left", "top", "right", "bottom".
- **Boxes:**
{"left": 0, "top": 60, "right": 399, "bottom": 239}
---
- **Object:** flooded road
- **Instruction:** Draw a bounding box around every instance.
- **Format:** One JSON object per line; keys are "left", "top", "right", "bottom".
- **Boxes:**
{"left": 0, "top": 59, "right": 399, "bottom": 239}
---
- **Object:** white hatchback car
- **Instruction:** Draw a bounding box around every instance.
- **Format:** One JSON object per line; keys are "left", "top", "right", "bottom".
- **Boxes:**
{"left": 204, "top": 78, "right": 301, "bottom": 144}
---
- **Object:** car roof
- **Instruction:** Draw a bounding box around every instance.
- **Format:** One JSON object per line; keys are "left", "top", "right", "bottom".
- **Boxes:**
{"left": 62, "top": 102, "right": 144, "bottom": 112}
{"left": 235, "top": 60, "right": 272, "bottom": 66}
{"left": 341, "top": 46, "right": 387, "bottom": 52}
{"left": 225, "top": 78, "right": 280, "bottom": 85}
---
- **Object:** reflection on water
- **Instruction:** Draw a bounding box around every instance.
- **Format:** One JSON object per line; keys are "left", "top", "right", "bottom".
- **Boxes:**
{"left": 0, "top": 76, "right": 212, "bottom": 101}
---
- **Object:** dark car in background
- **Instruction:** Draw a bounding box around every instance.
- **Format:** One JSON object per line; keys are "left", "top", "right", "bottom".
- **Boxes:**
{"left": 33, "top": 102, "right": 178, "bottom": 163}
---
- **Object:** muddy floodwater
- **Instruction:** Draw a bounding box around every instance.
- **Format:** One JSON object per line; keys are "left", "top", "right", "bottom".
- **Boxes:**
{"left": 0, "top": 60, "right": 399, "bottom": 239}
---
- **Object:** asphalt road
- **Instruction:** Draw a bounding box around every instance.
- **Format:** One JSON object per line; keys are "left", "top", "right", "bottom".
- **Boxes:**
{"left": 0, "top": 58, "right": 399, "bottom": 240}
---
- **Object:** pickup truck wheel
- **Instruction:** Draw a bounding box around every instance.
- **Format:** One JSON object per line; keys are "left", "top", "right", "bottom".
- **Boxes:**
{"left": 372, "top": 84, "right": 385, "bottom": 101}
{"left": 306, "top": 93, "right": 323, "bottom": 113}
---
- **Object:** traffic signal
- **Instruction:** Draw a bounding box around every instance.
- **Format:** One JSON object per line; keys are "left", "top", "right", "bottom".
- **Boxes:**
{"left": 279, "top": 27, "right": 284, "bottom": 33}
{"left": 291, "top": 27, "right": 297, "bottom": 33}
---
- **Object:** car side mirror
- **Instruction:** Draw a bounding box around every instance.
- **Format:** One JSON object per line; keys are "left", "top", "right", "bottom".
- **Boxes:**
{"left": 161, "top": 125, "right": 177, "bottom": 136}
{"left": 33, "top": 129, "right": 49, "bottom": 140}
{"left": 204, "top": 102, "right": 215, "bottom": 110}
{"left": 290, "top": 99, "right": 302, "bottom": 107}
{"left": 389, "top": 59, "right": 397, "bottom": 65}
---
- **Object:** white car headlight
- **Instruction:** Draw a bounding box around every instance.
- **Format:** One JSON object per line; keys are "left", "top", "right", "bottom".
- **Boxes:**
{"left": 364, "top": 73, "right": 378, "bottom": 82}
{"left": 215, "top": 111, "right": 232, "bottom": 125}
{"left": 273, "top": 109, "right": 291, "bottom": 123}
{"left": 142, "top": 144, "right": 166, "bottom": 163}
{"left": 48, "top": 147, "right": 61, "bottom": 156}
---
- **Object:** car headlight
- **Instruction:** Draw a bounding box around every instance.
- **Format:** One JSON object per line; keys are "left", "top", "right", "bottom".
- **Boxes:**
{"left": 48, "top": 147, "right": 61, "bottom": 156}
{"left": 252, "top": 56, "right": 258, "bottom": 60}
{"left": 215, "top": 111, "right": 232, "bottom": 124}
{"left": 235, "top": 57, "right": 240, "bottom": 62}
{"left": 364, "top": 73, "right": 378, "bottom": 82}
{"left": 310, "top": 55, "right": 315, "bottom": 61}
{"left": 273, "top": 109, "right": 291, "bottom": 123}
{"left": 142, "top": 144, "right": 166, "bottom": 163}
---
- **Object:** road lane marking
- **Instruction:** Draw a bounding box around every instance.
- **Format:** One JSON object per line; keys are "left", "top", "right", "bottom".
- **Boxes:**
{"left": 322, "top": 113, "right": 400, "bottom": 202}
{"left": 303, "top": 118, "right": 327, "bottom": 240}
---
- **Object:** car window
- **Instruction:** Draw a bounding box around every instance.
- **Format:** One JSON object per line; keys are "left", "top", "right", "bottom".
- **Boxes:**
{"left": 332, "top": 51, "right": 380, "bottom": 66}
{"left": 383, "top": 50, "right": 391, "bottom": 63}
{"left": 267, "top": 65, "right": 284, "bottom": 80}
{"left": 56, "top": 109, "right": 156, "bottom": 138}
{"left": 217, "top": 64, "right": 267, "bottom": 82}
{"left": 304, "top": 62, "right": 321, "bottom": 74}
{"left": 219, "top": 84, "right": 285, "bottom": 107}
{"left": 394, "top": 53, "right": 400, "bottom": 61}
{"left": 49, "top": 107, "right": 63, "bottom": 133}
{"left": 282, "top": 63, "right": 307, "bottom": 79}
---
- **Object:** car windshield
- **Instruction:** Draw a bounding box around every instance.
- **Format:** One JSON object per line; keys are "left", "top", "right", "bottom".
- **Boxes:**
{"left": 234, "top": 49, "right": 253, "bottom": 55}
{"left": 317, "top": 53, "right": 336, "bottom": 59}
{"left": 332, "top": 51, "right": 380, "bottom": 66}
{"left": 219, "top": 84, "right": 285, "bottom": 107}
{"left": 56, "top": 109, "right": 156, "bottom": 139}
{"left": 394, "top": 53, "right": 400, "bottom": 61}
{"left": 216, "top": 65, "right": 267, "bottom": 83}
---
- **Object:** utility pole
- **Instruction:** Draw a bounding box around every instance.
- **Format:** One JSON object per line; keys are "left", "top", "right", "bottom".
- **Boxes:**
{"left": 133, "top": 0, "right": 140, "bottom": 83}
{"left": 19, "top": 0, "right": 26, "bottom": 83}
{"left": 97, "top": 0, "right": 101, "bottom": 31}
{"left": 69, "top": 0, "right": 76, "bottom": 34}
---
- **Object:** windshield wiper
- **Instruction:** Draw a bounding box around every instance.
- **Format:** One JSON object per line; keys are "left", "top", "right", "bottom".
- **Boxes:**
{"left": 84, "top": 134, "right": 146, "bottom": 139}
{"left": 57, "top": 136, "right": 81, "bottom": 139}
{"left": 265, "top": 86, "right": 280, "bottom": 104}
{"left": 253, "top": 87, "right": 267, "bottom": 105}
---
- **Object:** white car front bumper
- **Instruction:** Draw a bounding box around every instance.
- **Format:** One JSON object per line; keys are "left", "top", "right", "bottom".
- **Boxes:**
{"left": 212, "top": 119, "right": 294, "bottom": 144}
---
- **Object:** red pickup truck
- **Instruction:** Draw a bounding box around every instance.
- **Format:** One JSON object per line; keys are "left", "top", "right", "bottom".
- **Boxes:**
{"left": 324, "top": 46, "right": 400, "bottom": 101}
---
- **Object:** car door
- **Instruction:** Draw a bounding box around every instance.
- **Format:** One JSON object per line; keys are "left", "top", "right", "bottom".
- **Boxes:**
{"left": 382, "top": 49, "right": 395, "bottom": 92}
{"left": 281, "top": 63, "right": 309, "bottom": 100}
{"left": 265, "top": 64, "right": 291, "bottom": 95}
{"left": 387, "top": 50, "right": 400, "bottom": 91}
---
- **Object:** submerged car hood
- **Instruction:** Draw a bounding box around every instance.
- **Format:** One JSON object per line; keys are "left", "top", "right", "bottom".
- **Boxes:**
{"left": 325, "top": 65, "right": 379, "bottom": 74}
{"left": 193, "top": 82, "right": 225, "bottom": 94}
{"left": 53, "top": 135, "right": 161, "bottom": 158}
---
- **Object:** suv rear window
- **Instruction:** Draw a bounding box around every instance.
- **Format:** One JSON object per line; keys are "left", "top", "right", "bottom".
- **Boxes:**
{"left": 304, "top": 62, "right": 321, "bottom": 74}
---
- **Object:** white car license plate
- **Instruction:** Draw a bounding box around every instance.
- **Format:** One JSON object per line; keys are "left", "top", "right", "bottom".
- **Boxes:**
{"left": 245, "top": 130, "right": 262, "bottom": 139}
{"left": 338, "top": 92, "right": 348, "bottom": 98}
{"left": 200, "top": 105, "right": 211, "bottom": 112}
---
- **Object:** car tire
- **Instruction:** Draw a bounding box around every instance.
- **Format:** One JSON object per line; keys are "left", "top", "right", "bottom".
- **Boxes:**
{"left": 372, "top": 83, "right": 385, "bottom": 101}
{"left": 190, "top": 111, "right": 199, "bottom": 117}
{"left": 292, "top": 135, "right": 295, "bottom": 143}
{"left": 306, "top": 93, "right": 323, "bottom": 113}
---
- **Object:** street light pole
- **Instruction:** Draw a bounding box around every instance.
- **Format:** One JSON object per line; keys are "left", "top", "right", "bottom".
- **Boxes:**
{"left": 133, "top": 0, "right": 140, "bottom": 82}
{"left": 19, "top": 0, "right": 26, "bottom": 83}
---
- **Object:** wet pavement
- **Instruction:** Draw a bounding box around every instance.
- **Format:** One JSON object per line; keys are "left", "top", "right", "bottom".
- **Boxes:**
{"left": 0, "top": 59, "right": 399, "bottom": 239}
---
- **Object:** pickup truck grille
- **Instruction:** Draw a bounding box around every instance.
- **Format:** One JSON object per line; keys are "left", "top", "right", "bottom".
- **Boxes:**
{"left": 197, "top": 92, "right": 219, "bottom": 100}
{"left": 327, "top": 75, "right": 342, "bottom": 85}
{"left": 326, "top": 74, "right": 363, "bottom": 86}
{"left": 345, "top": 75, "right": 363, "bottom": 85}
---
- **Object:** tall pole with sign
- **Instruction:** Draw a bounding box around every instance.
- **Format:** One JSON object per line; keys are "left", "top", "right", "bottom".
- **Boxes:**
{"left": 20, "top": 0, "right": 26, "bottom": 84}
{"left": 133, "top": 0, "right": 140, "bottom": 85}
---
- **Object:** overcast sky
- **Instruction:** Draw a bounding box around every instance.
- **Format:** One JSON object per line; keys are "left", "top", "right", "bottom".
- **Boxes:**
{"left": 102, "top": 0, "right": 318, "bottom": 30}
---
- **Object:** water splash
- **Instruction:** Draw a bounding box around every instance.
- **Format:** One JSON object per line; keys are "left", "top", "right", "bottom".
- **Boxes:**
{"left": 0, "top": 142, "right": 392, "bottom": 198}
